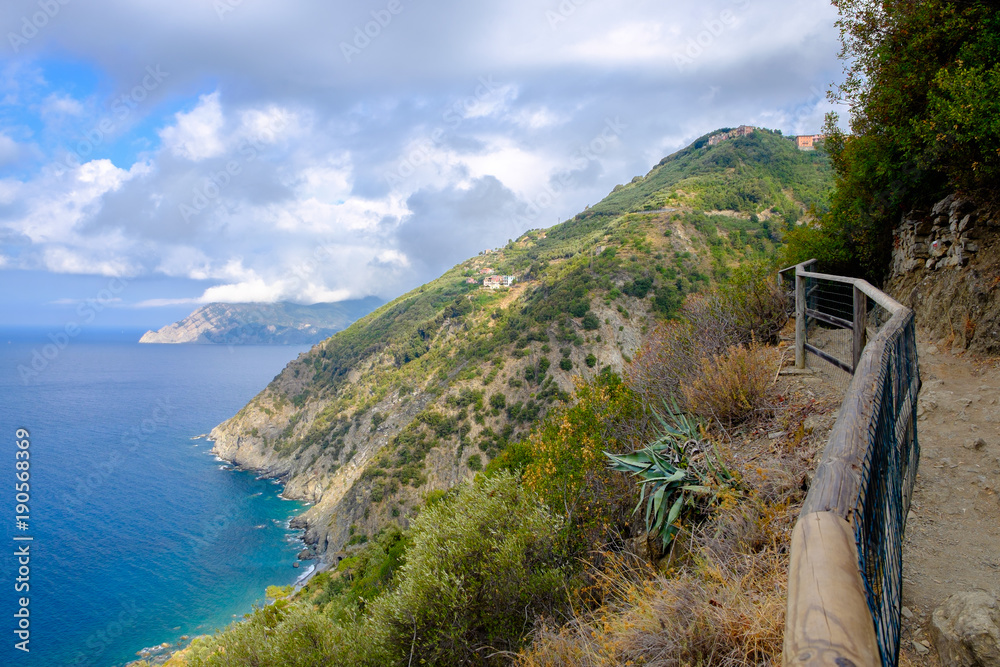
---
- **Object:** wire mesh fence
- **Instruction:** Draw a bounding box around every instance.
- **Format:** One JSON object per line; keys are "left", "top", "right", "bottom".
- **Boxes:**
{"left": 854, "top": 312, "right": 920, "bottom": 667}
{"left": 805, "top": 276, "right": 854, "bottom": 392}
{"left": 781, "top": 261, "right": 920, "bottom": 667}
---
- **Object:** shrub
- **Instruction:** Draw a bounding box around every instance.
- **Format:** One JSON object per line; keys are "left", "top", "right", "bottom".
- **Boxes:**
{"left": 490, "top": 393, "right": 506, "bottom": 410}
{"left": 522, "top": 374, "right": 650, "bottom": 556}
{"left": 467, "top": 454, "right": 482, "bottom": 471}
{"left": 363, "top": 472, "right": 568, "bottom": 665}
{"left": 581, "top": 313, "right": 600, "bottom": 330}
{"left": 715, "top": 259, "right": 788, "bottom": 344}
{"left": 682, "top": 341, "right": 779, "bottom": 426}
{"left": 628, "top": 265, "right": 785, "bottom": 412}
{"left": 559, "top": 358, "right": 573, "bottom": 371}
{"left": 585, "top": 353, "right": 597, "bottom": 368}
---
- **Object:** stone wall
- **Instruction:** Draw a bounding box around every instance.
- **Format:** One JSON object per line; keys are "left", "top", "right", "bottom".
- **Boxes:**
{"left": 892, "top": 194, "right": 986, "bottom": 274}
{"left": 888, "top": 194, "right": 1000, "bottom": 354}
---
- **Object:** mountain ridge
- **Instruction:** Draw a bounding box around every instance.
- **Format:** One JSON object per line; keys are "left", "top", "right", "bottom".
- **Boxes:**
{"left": 138, "top": 299, "right": 383, "bottom": 345}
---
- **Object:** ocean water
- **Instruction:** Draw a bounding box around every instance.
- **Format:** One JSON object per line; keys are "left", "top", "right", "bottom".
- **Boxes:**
{"left": 0, "top": 328, "right": 313, "bottom": 667}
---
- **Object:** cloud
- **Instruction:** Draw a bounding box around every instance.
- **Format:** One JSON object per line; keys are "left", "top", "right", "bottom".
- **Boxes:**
{"left": 42, "top": 93, "right": 85, "bottom": 118}
{"left": 0, "top": 0, "right": 848, "bottom": 314}
{"left": 159, "top": 92, "right": 227, "bottom": 161}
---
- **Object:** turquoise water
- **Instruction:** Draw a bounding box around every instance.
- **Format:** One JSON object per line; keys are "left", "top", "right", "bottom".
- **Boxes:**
{"left": 0, "top": 328, "right": 312, "bottom": 666}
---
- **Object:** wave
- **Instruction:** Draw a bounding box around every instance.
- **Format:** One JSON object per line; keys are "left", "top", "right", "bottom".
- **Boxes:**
{"left": 294, "top": 564, "right": 316, "bottom": 585}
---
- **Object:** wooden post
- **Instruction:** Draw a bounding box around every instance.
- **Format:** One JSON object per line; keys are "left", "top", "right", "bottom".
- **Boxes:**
{"left": 784, "top": 512, "right": 881, "bottom": 667}
{"left": 853, "top": 284, "right": 867, "bottom": 373}
{"left": 796, "top": 265, "right": 807, "bottom": 369}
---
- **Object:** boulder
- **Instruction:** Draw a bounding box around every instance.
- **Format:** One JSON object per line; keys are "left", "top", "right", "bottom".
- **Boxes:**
{"left": 931, "top": 591, "right": 1000, "bottom": 666}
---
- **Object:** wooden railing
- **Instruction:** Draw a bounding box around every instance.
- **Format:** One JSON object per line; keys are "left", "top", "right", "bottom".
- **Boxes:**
{"left": 780, "top": 261, "right": 921, "bottom": 667}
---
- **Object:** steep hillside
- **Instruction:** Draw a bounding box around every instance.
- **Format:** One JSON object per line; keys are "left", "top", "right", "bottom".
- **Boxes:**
{"left": 139, "top": 299, "right": 383, "bottom": 345}
{"left": 209, "top": 128, "right": 832, "bottom": 557}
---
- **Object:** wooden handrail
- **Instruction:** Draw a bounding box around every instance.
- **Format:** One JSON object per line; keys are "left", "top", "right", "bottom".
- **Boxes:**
{"left": 783, "top": 260, "right": 918, "bottom": 667}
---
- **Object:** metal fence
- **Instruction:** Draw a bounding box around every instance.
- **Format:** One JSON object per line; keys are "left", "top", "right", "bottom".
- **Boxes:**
{"left": 782, "top": 261, "right": 921, "bottom": 667}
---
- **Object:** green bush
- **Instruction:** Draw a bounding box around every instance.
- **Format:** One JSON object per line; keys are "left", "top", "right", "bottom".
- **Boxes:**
{"left": 585, "top": 353, "right": 597, "bottom": 368}
{"left": 363, "top": 472, "right": 568, "bottom": 665}
{"left": 559, "top": 358, "right": 573, "bottom": 371}
{"left": 582, "top": 313, "right": 600, "bottom": 330}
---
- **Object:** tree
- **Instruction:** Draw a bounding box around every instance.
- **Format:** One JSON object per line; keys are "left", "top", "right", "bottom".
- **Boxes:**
{"left": 812, "top": 0, "right": 1000, "bottom": 281}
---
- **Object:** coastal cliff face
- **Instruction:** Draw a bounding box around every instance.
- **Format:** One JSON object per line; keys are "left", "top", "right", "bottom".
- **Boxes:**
{"left": 210, "top": 281, "right": 653, "bottom": 555}
{"left": 209, "top": 129, "right": 832, "bottom": 559}
{"left": 139, "top": 299, "right": 382, "bottom": 345}
{"left": 888, "top": 194, "right": 1000, "bottom": 354}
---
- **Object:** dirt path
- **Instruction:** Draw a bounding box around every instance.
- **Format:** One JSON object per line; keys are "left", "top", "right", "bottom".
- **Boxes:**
{"left": 898, "top": 332, "right": 1000, "bottom": 664}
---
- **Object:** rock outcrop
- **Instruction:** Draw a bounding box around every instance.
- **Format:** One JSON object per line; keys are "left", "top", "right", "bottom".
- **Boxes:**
{"left": 888, "top": 194, "right": 1000, "bottom": 354}
{"left": 931, "top": 591, "right": 1000, "bottom": 666}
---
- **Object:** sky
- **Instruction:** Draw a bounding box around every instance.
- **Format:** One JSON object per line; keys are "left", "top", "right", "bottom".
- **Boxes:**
{"left": 0, "top": 0, "right": 847, "bottom": 328}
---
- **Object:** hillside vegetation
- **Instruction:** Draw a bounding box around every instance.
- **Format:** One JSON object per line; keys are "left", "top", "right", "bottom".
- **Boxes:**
{"left": 207, "top": 128, "right": 829, "bottom": 560}
{"left": 132, "top": 128, "right": 833, "bottom": 666}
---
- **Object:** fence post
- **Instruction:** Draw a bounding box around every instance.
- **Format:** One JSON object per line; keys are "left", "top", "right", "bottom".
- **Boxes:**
{"left": 853, "top": 284, "right": 867, "bottom": 372}
{"left": 795, "top": 265, "right": 807, "bottom": 369}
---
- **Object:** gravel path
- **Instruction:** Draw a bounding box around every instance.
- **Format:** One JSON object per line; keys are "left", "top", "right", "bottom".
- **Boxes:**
{"left": 898, "top": 333, "right": 1000, "bottom": 664}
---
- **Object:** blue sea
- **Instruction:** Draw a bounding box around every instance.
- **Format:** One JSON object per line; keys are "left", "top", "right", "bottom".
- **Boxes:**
{"left": 0, "top": 328, "right": 313, "bottom": 667}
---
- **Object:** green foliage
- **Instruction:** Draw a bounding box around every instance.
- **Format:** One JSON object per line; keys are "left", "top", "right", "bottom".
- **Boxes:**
{"left": 362, "top": 472, "right": 568, "bottom": 665}
{"left": 715, "top": 259, "right": 789, "bottom": 344}
{"left": 606, "top": 407, "right": 737, "bottom": 550}
{"left": 585, "top": 353, "right": 597, "bottom": 368}
{"left": 559, "top": 357, "right": 573, "bottom": 371}
{"left": 586, "top": 129, "right": 831, "bottom": 218}
{"left": 523, "top": 373, "right": 650, "bottom": 555}
{"left": 581, "top": 312, "right": 600, "bottom": 330}
{"left": 466, "top": 454, "right": 483, "bottom": 471}
{"left": 815, "top": 0, "right": 1000, "bottom": 280}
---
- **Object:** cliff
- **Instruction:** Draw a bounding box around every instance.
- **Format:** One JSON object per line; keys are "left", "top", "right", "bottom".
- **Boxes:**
{"left": 209, "top": 128, "right": 833, "bottom": 559}
{"left": 139, "top": 299, "right": 383, "bottom": 345}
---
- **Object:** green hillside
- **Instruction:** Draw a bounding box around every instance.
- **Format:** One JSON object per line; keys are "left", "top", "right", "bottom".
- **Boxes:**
{"left": 207, "top": 127, "right": 831, "bottom": 562}
{"left": 590, "top": 127, "right": 831, "bottom": 219}
{"left": 146, "top": 127, "right": 832, "bottom": 666}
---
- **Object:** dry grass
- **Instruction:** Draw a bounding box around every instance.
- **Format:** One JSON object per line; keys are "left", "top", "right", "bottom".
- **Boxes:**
{"left": 518, "top": 491, "right": 793, "bottom": 667}
{"left": 682, "top": 342, "right": 780, "bottom": 426}
{"left": 518, "top": 363, "right": 836, "bottom": 667}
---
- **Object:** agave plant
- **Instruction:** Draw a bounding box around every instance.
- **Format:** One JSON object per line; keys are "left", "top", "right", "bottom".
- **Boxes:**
{"left": 606, "top": 401, "right": 736, "bottom": 550}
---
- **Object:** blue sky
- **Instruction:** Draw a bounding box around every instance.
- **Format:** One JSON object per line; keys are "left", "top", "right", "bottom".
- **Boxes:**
{"left": 0, "top": 0, "right": 846, "bottom": 328}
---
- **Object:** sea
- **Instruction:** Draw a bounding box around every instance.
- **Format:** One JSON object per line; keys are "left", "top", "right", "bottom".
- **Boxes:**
{"left": 0, "top": 327, "right": 314, "bottom": 667}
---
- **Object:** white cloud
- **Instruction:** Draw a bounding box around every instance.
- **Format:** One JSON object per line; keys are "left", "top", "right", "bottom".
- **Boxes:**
{"left": 159, "top": 91, "right": 227, "bottom": 161}
{"left": 42, "top": 93, "right": 85, "bottom": 117}
{"left": 0, "top": 0, "right": 847, "bottom": 313}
